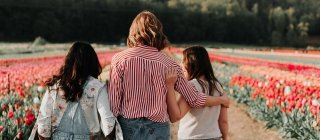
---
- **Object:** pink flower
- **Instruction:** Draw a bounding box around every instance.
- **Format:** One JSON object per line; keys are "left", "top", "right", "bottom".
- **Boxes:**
{"left": 15, "top": 119, "right": 20, "bottom": 125}
{"left": 16, "top": 132, "right": 23, "bottom": 139}
{"left": 17, "top": 87, "right": 25, "bottom": 97}
{"left": 1, "top": 104, "right": 7, "bottom": 111}
{"left": 15, "top": 103, "right": 20, "bottom": 110}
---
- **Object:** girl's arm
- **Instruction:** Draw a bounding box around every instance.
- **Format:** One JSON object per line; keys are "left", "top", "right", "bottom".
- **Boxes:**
{"left": 166, "top": 68, "right": 190, "bottom": 123}
{"left": 217, "top": 84, "right": 228, "bottom": 140}
{"left": 219, "top": 107, "right": 229, "bottom": 140}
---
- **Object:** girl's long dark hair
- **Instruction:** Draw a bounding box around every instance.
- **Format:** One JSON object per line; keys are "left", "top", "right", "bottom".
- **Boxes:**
{"left": 182, "top": 46, "right": 222, "bottom": 96}
{"left": 46, "top": 42, "right": 102, "bottom": 102}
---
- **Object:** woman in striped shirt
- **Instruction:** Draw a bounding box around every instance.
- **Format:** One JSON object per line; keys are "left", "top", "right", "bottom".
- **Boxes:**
{"left": 108, "top": 11, "right": 229, "bottom": 140}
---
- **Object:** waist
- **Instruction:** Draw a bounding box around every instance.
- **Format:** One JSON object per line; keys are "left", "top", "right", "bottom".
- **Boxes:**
{"left": 117, "top": 116, "right": 169, "bottom": 126}
{"left": 117, "top": 96, "right": 169, "bottom": 122}
{"left": 117, "top": 111, "right": 169, "bottom": 122}
{"left": 52, "top": 130, "right": 101, "bottom": 139}
{"left": 178, "top": 137, "right": 221, "bottom": 140}
{"left": 52, "top": 131, "right": 91, "bottom": 139}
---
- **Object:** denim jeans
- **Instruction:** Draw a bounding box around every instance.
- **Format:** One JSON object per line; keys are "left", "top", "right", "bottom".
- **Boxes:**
{"left": 118, "top": 116, "right": 170, "bottom": 140}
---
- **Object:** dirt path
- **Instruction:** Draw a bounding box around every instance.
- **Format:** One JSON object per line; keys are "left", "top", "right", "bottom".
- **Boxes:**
{"left": 170, "top": 100, "right": 283, "bottom": 140}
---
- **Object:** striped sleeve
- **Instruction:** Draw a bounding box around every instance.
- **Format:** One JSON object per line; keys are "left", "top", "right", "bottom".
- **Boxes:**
{"left": 108, "top": 57, "right": 123, "bottom": 117}
{"left": 174, "top": 67, "right": 207, "bottom": 108}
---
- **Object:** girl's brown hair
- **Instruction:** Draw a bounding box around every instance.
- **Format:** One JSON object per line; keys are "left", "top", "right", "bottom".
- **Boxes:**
{"left": 182, "top": 46, "right": 223, "bottom": 96}
{"left": 46, "top": 42, "right": 102, "bottom": 102}
{"left": 127, "top": 11, "right": 168, "bottom": 51}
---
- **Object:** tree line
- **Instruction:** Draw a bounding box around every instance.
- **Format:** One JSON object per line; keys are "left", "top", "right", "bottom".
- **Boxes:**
{"left": 0, "top": 0, "right": 319, "bottom": 47}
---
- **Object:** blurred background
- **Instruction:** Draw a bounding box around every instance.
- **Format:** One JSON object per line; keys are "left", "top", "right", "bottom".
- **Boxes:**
{"left": 0, "top": 0, "right": 319, "bottom": 48}
{"left": 0, "top": 0, "right": 319, "bottom": 140}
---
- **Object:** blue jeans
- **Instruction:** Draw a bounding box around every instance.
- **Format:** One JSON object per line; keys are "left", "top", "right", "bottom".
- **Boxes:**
{"left": 118, "top": 116, "right": 170, "bottom": 140}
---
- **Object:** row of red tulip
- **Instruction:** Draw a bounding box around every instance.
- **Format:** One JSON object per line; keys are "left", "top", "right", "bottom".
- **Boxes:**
{"left": 239, "top": 65, "right": 320, "bottom": 87}
{"left": 230, "top": 75, "right": 320, "bottom": 117}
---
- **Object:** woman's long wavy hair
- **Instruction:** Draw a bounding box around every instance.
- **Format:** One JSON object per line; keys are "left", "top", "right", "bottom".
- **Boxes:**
{"left": 46, "top": 42, "right": 102, "bottom": 102}
{"left": 182, "top": 46, "right": 223, "bottom": 96}
{"left": 127, "top": 10, "right": 169, "bottom": 51}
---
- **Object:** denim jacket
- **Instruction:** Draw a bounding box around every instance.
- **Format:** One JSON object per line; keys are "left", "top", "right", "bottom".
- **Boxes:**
{"left": 29, "top": 76, "right": 123, "bottom": 140}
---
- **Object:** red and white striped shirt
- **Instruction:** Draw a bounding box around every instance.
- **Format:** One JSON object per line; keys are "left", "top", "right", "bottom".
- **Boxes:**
{"left": 108, "top": 45, "right": 207, "bottom": 122}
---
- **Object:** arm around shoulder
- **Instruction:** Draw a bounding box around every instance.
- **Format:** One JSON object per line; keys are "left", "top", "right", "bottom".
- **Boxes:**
{"left": 204, "top": 94, "right": 230, "bottom": 107}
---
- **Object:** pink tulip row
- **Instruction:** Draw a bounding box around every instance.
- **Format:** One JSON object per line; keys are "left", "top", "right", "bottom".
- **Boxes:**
{"left": 0, "top": 51, "right": 119, "bottom": 95}
{"left": 208, "top": 53, "right": 320, "bottom": 78}
{"left": 170, "top": 47, "right": 320, "bottom": 78}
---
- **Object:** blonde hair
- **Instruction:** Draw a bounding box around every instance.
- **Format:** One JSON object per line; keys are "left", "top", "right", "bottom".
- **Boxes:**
{"left": 127, "top": 11, "right": 169, "bottom": 50}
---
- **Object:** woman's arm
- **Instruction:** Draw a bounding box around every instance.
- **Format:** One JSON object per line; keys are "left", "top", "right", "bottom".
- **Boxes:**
{"left": 166, "top": 68, "right": 190, "bottom": 123}
{"left": 219, "top": 107, "right": 229, "bottom": 140}
{"left": 36, "top": 88, "right": 53, "bottom": 139}
{"left": 205, "top": 94, "right": 229, "bottom": 107}
{"left": 173, "top": 66, "right": 229, "bottom": 108}
{"left": 97, "top": 86, "right": 117, "bottom": 139}
{"left": 108, "top": 61, "right": 124, "bottom": 117}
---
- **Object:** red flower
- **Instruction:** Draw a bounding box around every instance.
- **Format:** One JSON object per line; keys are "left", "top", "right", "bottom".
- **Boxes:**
{"left": 7, "top": 110, "right": 14, "bottom": 119}
{"left": 0, "top": 126, "right": 3, "bottom": 132}
{"left": 16, "top": 132, "right": 23, "bottom": 139}
{"left": 25, "top": 112, "right": 35, "bottom": 126}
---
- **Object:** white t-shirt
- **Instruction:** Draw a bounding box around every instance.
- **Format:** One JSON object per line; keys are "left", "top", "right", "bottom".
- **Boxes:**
{"left": 178, "top": 79, "right": 223, "bottom": 139}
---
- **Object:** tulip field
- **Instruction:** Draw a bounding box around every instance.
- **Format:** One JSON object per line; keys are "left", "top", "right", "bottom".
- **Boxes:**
{"left": 206, "top": 51, "right": 320, "bottom": 139}
{"left": 0, "top": 48, "right": 119, "bottom": 139}
{"left": 0, "top": 45, "right": 319, "bottom": 139}
{"left": 171, "top": 47, "right": 320, "bottom": 139}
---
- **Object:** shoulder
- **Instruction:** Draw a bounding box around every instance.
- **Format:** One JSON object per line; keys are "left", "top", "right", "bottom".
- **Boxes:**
{"left": 213, "top": 81, "right": 224, "bottom": 95}
{"left": 188, "top": 79, "right": 198, "bottom": 85}
{"left": 158, "top": 52, "right": 178, "bottom": 64}
{"left": 85, "top": 76, "right": 105, "bottom": 89}
{"left": 188, "top": 79, "right": 201, "bottom": 91}
{"left": 84, "top": 77, "right": 105, "bottom": 97}
{"left": 112, "top": 48, "right": 137, "bottom": 64}
{"left": 156, "top": 52, "right": 183, "bottom": 73}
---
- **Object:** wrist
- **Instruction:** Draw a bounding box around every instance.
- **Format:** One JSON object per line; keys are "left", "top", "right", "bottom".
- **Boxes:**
{"left": 219, "top": 97, "right": 225, "bottom": 104}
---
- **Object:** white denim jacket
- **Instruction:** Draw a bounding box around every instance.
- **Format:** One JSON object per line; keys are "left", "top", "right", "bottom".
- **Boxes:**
{"left": 29, "top": 76, "right": 123, "bottom": 140}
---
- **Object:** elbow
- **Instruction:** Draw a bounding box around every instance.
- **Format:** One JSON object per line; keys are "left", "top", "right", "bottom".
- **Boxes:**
{"left": 219, "top": 117, "right": 228, "bottom": 125}
{"left": 188, "top": 102, "right": 202, "bottom": 108}
{"left": 219, "top": 118, "right": 228, "bottom": 124}
{"left": 169, "top": 115, "right": 183, "bottom": 123}
{"left": 169, "top": 118, "right": 179, "bottom": 123}
{"left": 219, "top": 119, "right": 228, "bottom": 127}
